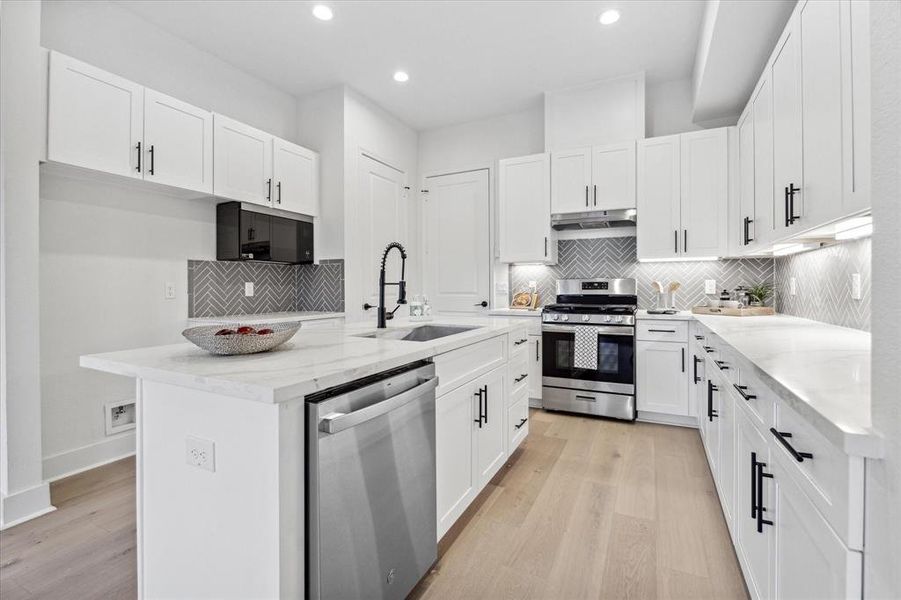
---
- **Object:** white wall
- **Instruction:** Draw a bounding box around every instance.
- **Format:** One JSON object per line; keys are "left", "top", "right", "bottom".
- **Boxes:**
{"left": 0, "top": 0, "right": 53, "bottom": 528}
{"left": 38, "top": 0, "right": 299, "bottom": 479}
{"left": 646, "top": 78, "right": 705, "bottom": 137}
{"left": 865, "top": 1, "right": 901, "bottom": 597}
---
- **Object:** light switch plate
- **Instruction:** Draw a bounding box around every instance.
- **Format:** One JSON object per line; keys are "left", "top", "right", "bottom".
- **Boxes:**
{"left": 790, "top": 277, "right": 797, "bottom": 296}
{"left": 704, "top": 280, "right": 716, "bottom": 295}
{"left": 165, "top": 282, "right": 176, "bottom": 300}
{"left": 851, "top": 273, "right": 862, "bottom": 300}
{"left": 244, "top": 282, "right": 254, "bottom": 297}
{"left": 185, "top": 436, "right": 215, "bottom": 472}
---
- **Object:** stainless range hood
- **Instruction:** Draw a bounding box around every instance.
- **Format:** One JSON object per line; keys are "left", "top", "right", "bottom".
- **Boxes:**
{"left": 551, "top": 208, "right": 637, "bottom": 230}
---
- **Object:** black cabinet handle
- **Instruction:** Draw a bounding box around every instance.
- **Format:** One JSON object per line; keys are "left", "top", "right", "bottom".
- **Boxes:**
{"left": 148, "top": 144, "right": 155, "bottom": 175}
{"left": 714, "top": 360, "right": 729, "bottom": 370}
{"left": 585, "top": 185, "right": 589, "bottom": 207}
{"left": 693, "top": 355, "right": 702, "bottom": 383}
{"left": 536, "top": 339, "right": 540, "bottom": 362}
{"left": 276, "top": 181, "right": 282, "bottom": 204}
{"left": 788, "top": 184, "right": 801, "bottom": 224}
{"left": 751, "top": 451, "right": 758, "bottom": 519}
{"left": 694, "top": 334, "right": 704, "bottom": 341}
{"left": 733, "top": 384, "right": 757, "bottom": 401}
{"left": 473, "top": 387, "right": 485, "bottom": 428}
{"left": 136, "top": 142, "right": 142, "bottom": 172}
{"left": 514, "top": 338, "right": 527, "bottom": 346}
{"left": 703, "top": 346, "right": 715, "bottom": 353}
{"left": 743, "top": 216, "right": 754, "bottom": 245}
{"left": 674, "top": 230, "right": 678, "bottom": 254}
{"left": 770, "top": 428, "right": 813, "bottom": 462}
{"left": 514, "top": 417, "right": 529, "bottom": 430}
{"left": 756, "top": 458, "right": 774, "bottom": 532}
{"left": 784, "top": 186, "right": 790, "bottom": 227}
{"left": 648, "top": 329, "right": 676, "bottom": 333}
{"left": 593, "top": 184, "right": 597, "bottom": 206}
{"left": 266, "top": 178, "right": 272, "bottom": 202}
{"left": 681, "top": 347, "right": 685, "bottom": 373}
{"left": 544, "top": 237, "right": 548, "bottom": 257}
{"left": 707, "top": 380, "right": 719, "bottom": 421}
{"left": 683, "top": 229, "right": 688, "bottom": 253}
{"left": 514, "top": 373, "right": 528, "bottom": 383}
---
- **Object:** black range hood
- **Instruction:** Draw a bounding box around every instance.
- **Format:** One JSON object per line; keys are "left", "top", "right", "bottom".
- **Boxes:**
{"left": 216, "top": 202, "right": 313, "bottom": 264}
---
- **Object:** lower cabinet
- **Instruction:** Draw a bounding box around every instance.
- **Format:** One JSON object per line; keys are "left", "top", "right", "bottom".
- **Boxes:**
{"left": 475, "top": 366, "right": 507, "bottom": 486}
{"left": 635, "top": 340, "right": 689, "bottom": 415}
{"left": 507, "top": 388, "right": 529, "bottom": 453}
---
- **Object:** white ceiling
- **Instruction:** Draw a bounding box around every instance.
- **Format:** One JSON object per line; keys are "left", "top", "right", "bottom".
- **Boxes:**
{"left": 115, "top": 0, "right": 706, "bottom": 131}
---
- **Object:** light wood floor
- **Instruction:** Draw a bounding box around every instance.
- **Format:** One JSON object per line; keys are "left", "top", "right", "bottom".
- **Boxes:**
{"left": 0, "top": 410, "right": 747, "bottom": 600}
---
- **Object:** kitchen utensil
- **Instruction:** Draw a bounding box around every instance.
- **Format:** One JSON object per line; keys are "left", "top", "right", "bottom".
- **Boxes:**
{"left": 182, "top": 322, "right": 300, "bottom": 355}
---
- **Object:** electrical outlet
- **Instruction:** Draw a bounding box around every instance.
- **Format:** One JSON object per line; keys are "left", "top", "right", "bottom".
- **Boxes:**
{"left": 851, "top": 273, "right": 862, "bottom": 300}
{"left": 105, "top": 400, "right": 136, "bottom": 436}
{"left": 165, "top": 282, "right": 176, "bottom": 300}
{"left": 244, "top": 282, "right": 254, "bottom": 297}
{"left": 704, "top": 280, "right": 716, "bottom": 295}
{"left": 185, "top": 436, "right": 215, "bottom": 472}
{"left": 790, "top": 277, "right": 798, "bottom": 296}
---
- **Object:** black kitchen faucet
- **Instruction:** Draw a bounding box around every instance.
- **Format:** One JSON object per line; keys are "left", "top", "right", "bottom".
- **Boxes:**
{"left": 364, "top": 242, "right": 407, "bottom": 328}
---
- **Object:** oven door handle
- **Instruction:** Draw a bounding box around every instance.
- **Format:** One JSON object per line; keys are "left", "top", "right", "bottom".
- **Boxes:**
{"left": 541, "top": 324, "right": 634, "bottom": 336}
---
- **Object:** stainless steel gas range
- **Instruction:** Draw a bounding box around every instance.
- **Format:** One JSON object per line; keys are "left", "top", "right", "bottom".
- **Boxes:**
{"left": 541, "top": 278, "right": 637, "bottom": 421}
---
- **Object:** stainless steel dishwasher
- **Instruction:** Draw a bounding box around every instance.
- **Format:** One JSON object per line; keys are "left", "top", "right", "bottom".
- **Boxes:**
{"left": 306, "top": 361, "right": 438, "bottom": 600}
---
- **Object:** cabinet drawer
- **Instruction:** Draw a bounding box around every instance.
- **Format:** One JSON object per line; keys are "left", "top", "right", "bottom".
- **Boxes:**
{"left": 508, "top": 389, "right": 529, "bottom": 453}
{"left": 732, "top": 364, "right": 775, "bottom": 430}
{"left": 636, "top": 320, "right": 689, "bottom": 342}
{"left": 508, "top": 329, "right": 530, "bottom": 357}
{"left": 772, "top": 401, "right": 865, "bottom": 549}
{"left": 709, "top": 344, "right": 740, "bottom": 385}
{"left": 435, "top": 335, "right": 507, "bottom": 397}
{"left": 508, "top": 353, "right": 530, "bottom": 400}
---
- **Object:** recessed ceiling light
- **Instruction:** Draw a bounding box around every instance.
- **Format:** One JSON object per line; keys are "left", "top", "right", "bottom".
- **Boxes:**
{"left": 312, "top": 5, "right": 333, "bottom": 21}
{"left": 393, "top": 71, "right": 410, "bottom": 83}
{"left": 599, "top": 9, "right": 620, "bottom": 25}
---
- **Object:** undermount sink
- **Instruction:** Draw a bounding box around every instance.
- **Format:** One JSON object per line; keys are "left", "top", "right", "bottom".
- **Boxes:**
{"left": 356, "top": 324, "right": 480, "bottom": 342}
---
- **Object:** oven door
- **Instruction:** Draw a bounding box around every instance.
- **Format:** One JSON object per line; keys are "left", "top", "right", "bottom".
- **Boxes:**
{"left": 541, "top": 323, "right": 634, "bottom": 394}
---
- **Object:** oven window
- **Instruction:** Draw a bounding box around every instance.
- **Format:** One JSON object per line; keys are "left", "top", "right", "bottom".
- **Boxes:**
{"left": 543, "top": 330, "right": 634, "bottom": 385}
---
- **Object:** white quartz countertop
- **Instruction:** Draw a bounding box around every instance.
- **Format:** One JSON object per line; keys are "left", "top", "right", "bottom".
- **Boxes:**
{"left": 693, "top": 314, "right": 878, "bottom": 457}
{"left": 636, "top": 309, "right": 694, "bottom": 321}
{"left": 187, "top": 311, "right": 344, "bottom": 326}
{"left": 81, "top": 316, "right": 530, "bottom": 404}
{"left": 487, "top": 308, "right": 542, "bottom": 318}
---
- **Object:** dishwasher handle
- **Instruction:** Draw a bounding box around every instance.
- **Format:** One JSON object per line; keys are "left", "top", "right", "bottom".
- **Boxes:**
{"left": 319, "top": 376, "right": 438, "bottom": 434}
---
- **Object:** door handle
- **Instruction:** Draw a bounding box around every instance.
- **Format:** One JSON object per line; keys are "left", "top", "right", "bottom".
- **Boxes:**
{"left": 585, "top": 185, "right": 589, "bottom": 207}
{"left": 743, "top": 216, "right": 754, "bottom": 245}
{"left": 544, "top": 237, "right": 548, "bottom": 257}
{"left": 756, "top": 459, "right": 774, "bottom": 532}
{"left": 733, "top": 384, "right": 756, "bottom": 401}
{"left": 514, "top": 417, "right": 529, "bottom": 430}
{"left": 683, "top": 229, "right": 687, "bottom": 253}
{"left": 674, "top": 230, "right": 678, "bottom": 254}
{"left": 474, "top": 301, "right": 488, "bottom": 307}
{"left": 319, "top": 377, "right": 438, "bottom": 434}
{"left": 513, "top": 338, "right": 527, "bottom": 346}
{"left": 681, "top": 347, "right": 685, "bottom": 373}
{"left": 276, "top": 181, "right": 282, "bottom": 204}
{"left": 148, "top": 144, "right": 155, "bottom": 175}
{"left": 514, "top": 373, "right": 528, "bottom": 383}
{"left": 593, "top": 184, "right": 597, "bottom": 206}
{"left": 482, "top": 385, "right": 488, "bottom": 425}
{"left": 770, "top": 428, "right": 813, "bottom": 462}
{"left": 784, "top": 186, "right": 790, "bottom": 227}
{"left": 536, "top": 339, "right": 540, "bottom": 362}
{"left": 266, "top": 178, "right": 272, "bottom": 202}
{"left": 136, "top": 142, "right": 142, "bottom": 173}
{"left": 788, "top": 184, "right": 801, "bottom": 224}
{"left": 693, "top": 355, "right": 701, "bottom": 383}
{"left": 473, "top": 387, "right": 485, "bottom": 428}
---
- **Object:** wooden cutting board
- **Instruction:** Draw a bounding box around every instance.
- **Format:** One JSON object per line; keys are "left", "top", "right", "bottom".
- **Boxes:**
{"left": 691, "top": 306, "right": 776, "bottom": 317}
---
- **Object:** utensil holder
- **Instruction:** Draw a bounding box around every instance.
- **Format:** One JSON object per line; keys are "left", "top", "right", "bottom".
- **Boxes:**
{"left": 656, "top": 292, "right": 675, "bottom": 310}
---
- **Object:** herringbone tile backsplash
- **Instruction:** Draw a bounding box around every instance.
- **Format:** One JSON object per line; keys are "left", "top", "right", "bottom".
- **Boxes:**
{"left": 188, "top": 259, "right": 344, "bottom": 317}
{"left": 775, "top": 238, "right": 871, "bottom": 331}
{"left": 510, "top": 237, "right": 775, "bottom": 311}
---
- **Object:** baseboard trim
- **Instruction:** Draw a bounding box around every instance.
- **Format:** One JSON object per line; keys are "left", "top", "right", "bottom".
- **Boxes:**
{"left": 0, "top": 483, "right": 55, "bottom": 530}
{"left": 43, "top": 432, "right": 136, "bottom": 482}
{"left": 637, "top": 411, "right": 699, "bottom": 428}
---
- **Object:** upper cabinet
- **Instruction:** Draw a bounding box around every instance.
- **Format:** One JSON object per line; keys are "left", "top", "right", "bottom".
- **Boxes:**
{"left": 498, "top": 153, "right": 556, "bottom": 264}
{"left": 551, "top": 141, "right": 636, "bottom": 215}
{"left": 48, "top": 52, "right": 145, "bottom": 181}
{"left": 637, "top": 129, "right": 732, "bottom": 261}
{"left": 45, "top": 51, "right": 319, "bottom": 217}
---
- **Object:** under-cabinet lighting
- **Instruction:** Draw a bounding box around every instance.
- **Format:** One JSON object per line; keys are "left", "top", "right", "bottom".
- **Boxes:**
{"left": 637, "top": 256, "right": 719, "bottom": 263}
{"left": 599, "top": 9, "right": 621, "bottom": 25}
{"left": 312, "top": 5, "right": 333, "bottom": 20}
{"left": 772, "top": 243, "right": 806, "bottom": 256}
{"left": 835, "top": 223, "right": 872, "bottom": 240}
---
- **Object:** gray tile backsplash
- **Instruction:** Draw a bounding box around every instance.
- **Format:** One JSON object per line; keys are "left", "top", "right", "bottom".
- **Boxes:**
{"left": 775, "top": 238, "right": 871, "bottom": 331}
{"left": 509, "top": 237, "right": 775, "bottom": 310}
{"left": 188, "top": 259, "right": 344, "bottom": 317}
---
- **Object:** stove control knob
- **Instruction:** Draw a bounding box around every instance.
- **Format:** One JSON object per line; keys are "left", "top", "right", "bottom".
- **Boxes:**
{"left": 552, "top": 314, "right": 559, "bottom": 321}
{"left": 562, "top": 315, "right": 569, "bottom": 322}
{"left": 615, "top": 316, "right": 624, "bottom": 324}
{"left": 581, "top": 315, "right": 590, "bottom": 322}
{"left": 605, "top": 315, "right": 613, "bottom": 323}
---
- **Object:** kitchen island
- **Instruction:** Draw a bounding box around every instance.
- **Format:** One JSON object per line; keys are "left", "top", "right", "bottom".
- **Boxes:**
{"left": 81, "top": 316, "right": 530, "bottom": 599}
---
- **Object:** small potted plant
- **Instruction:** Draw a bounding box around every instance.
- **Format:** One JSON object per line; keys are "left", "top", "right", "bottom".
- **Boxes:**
{"left": 747, "top": 283, "right": 773, "bottom": 307}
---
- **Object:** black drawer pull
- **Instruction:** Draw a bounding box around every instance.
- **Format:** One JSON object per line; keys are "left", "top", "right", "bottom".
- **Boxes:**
{"left": 514, "top": 338, "right": 527, "bottom": 346}
{"left": 733, "top": 384, "right": 757, "bottom": 401}
{"left": 514, "top": 417, "right": 528, "bottom": 430}
{"left": 514, "top": 373, "right": 528, "bottom": 383}
{"left": 648, "top": 329, "right": 676, "bottom": 333}
{"left": 694, "top": 334, "right": 704, "bottom": 341}
{"left": 693, "top": 355, "right": 702, "bottom": 383}
{"left": 770, "top": 428, "right": 813, "bottom": 462}
{"left": 703, "top": 346, "right": 715, "bottom": 353}
{"left": 714, "top": 360, "right": 730, "bottom": 370}
{"left": 707, "top": 381, "right": 719, "bottom": 421}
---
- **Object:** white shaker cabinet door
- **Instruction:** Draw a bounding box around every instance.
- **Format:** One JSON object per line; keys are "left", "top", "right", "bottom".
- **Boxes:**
{"left": 636, "top": 340, "right": 689, "bottom": 416}
{"left": 637, "top": 135, "right": 681, "bottom": 260}
{"left": 771, "top": 18, "right": 804, "bottom": 236}
{"left": 213, "top": 114, "right": 273, "bottom": 206}
{"left": 272, "top": 138, "right": 319, "bottom": 216}
{"left": 475, "top": 366, "right": 507, "bottom": 489}
{"left": 592, "top": 141, "right": 636, "bottom": 210}
{"left": 738, "top": 108, "right": 756, "bottom": 251}
{"left": 752, "top": 73, "right": 775, "bottom": 249}
{"left": 436, "top": 384, "right": 477, "bottom": 539}
{"left": 48, "top": 51, "right": 143, "bottom": 179}
{"left": 551, "top": 146, "right": 592, "bottom": 214}
{"left": 680, "top": 128, "right": 729, "bottom": 258}
{"left": 498, "top": 153, "right": 554, "bottom": 264}
{"left": 143, "top": 89, "right": 213, "bottom": 193}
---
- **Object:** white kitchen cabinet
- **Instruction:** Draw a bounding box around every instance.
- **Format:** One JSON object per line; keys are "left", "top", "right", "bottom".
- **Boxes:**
{"left": 737, "top": 107, "right": 756, "bottom": 250}
{"left": 799, "top": 0, "right": 844, "bottom": 228}
{"left": 771, "top": 448, "right": 863, "bottom": 600}
{"left": 436, "top": 380, "right": 478, "bottom": 538}
{"left": 143, "top": 89, "right": 213, "bottom": 193}
{"left": 771, "top": 16, "right": 804, "bottom": 237}
{"left": 213, "top": 114, "right": 274, "bottom": 206}
{"left": 527, "top": 335, "right": 542, "bottom": 402}
{"left": 716, "top": 378, "right": 736, "bottom": 530}
{"left": 551, "top": 142, "right": 636, "bottom": 214}
{"left": 550, "top": 146, "right": 592, "bottom": 214}
{"left": 680, "top": 128, "right": 729, "bottom": 258}
{"left": 841, "top": 0, "right": 871, "bottom": 214}
{"left": 636, "top": 135, "right": 681, "bottom": 260}
{"left": 507, "top": 390, "right": 529, "bottom": 453}
{"left": 752, "top": 73, "right": 775, "bottom": 250}
{"left": 48, "top": 51, "right": 144, "bottom": 179}
{"left": 475, "top": 366, "right": 507, "bottom": 487}
{"left": 498, "top": 153, "right": 556, "bottom": 264}
{"left": 636, "top": 340, "right": 688, "bottom": 416}
{"left": 273, "top": 138, "right": 319, "bottom": 216}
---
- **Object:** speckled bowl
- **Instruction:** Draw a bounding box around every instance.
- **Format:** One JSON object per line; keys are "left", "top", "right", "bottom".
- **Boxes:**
{"left": 181, "top": 322, "right": 301, "bottom": 355}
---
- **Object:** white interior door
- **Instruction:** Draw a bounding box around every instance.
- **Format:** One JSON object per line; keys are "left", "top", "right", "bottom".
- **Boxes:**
{"left": 143, "top": 89, "right": 213, "bottom": 193}
{"left": 358, "top": 154, "right": 407, "bottom": 315}
{"left": 273, "top": 138, "right": 319, "bottom": 216}
{"left": 423, "top": 169, "right": 490, "bottom": 314}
